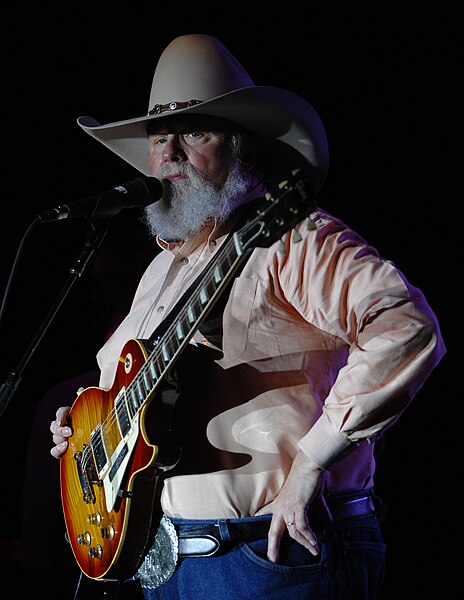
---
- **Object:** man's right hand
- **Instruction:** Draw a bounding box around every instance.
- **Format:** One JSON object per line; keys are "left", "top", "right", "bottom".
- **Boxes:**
{"left": 50, "top": 405, "right": 72, "bottom": 458}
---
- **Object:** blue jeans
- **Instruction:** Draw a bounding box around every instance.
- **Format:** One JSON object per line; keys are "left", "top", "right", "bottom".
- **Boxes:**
{"left": 139, "top": 512, "right": 386, "bottom": 599}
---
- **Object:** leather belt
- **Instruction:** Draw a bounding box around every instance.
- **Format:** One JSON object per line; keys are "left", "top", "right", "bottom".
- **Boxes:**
{"left": 178, "top": 517, "right": 271, "bottom": 557}
{"left": 328, "top": 493, "right": 376, "bottom": 521}
{"left": 176, "top": 492, "right": 377, "bottom": 557}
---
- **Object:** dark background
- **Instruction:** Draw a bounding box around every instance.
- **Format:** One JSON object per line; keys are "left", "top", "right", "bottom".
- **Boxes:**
{"left": 0, "top": 8, "right": 455, "bottom": 598}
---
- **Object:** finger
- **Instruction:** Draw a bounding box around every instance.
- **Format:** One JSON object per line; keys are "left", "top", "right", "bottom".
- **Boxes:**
{"left": 50, "top": 419, "right": 63, "bottom": 434}
{"left": 52, "top": 425, "right": 72, "bottom": 443}
{"left": 55, "top": 406, "right": 71, "bottom": 424}
{"left": 267, "top": 519, "right": 286, "bottom": 563}
{"left": 285, "top": 519, "right": 295, "bottom": 528}
{"left": 289, "top": 516, "right": 319, "bottom": 556}
{"left": 50, "top": 423, "right": 72, "bottom": 444}
{"left": 50, "top": 440, "right": 68, "bottom": 459}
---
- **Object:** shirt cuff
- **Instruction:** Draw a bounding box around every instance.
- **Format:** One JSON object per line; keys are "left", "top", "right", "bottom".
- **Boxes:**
{"left": 297, "top": 414, "right": 354, "bottom": 470}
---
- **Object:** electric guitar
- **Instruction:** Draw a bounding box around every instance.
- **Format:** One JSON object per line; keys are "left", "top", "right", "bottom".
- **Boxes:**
{"left": 59, "top": 168, "right": 315, "bottom": 581}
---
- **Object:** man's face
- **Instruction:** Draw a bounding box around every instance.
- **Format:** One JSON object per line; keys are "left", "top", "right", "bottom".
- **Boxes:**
{"left": 148, "top": 115, "right": 234, "bottom": 191}
{"left": 143, "top": 115, "right": 252, "bottom": 242}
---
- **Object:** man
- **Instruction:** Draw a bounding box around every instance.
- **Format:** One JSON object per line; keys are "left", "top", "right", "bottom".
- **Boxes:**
{"left": 50, "top": 34, "right": 445, "bottom": 599}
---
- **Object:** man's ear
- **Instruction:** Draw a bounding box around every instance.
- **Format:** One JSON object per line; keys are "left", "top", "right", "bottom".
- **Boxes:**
{"left": 236, "top": 133, "right": 261, "bottom": 173}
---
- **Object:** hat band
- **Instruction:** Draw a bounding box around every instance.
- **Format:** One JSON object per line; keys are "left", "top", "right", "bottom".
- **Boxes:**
{"left": 147, "top": 99, "right": 203, "bottom": 115}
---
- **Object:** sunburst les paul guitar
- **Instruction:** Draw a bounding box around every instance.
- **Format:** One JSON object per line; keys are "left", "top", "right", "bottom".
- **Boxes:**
{"left": 60, "top": 168, "right": 315, "bottom": 581}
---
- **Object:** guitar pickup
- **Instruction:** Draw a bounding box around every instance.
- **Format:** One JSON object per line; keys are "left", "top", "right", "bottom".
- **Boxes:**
{"left": 91, "top": 424, "right": 109, "bottom": 475}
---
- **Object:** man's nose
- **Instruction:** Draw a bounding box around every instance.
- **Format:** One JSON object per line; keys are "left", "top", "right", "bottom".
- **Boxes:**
{"left": 163, "top": 137, "right": 185, "bottom": 162}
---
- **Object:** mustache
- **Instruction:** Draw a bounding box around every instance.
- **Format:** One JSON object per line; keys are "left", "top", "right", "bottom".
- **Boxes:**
{"left": 157, "top": 163, "right": 196, "bottom": 178}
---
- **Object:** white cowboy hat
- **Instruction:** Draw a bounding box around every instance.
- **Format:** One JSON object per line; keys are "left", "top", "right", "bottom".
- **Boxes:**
{"left": 77, "top": 34, "right": 329, "bottom": 190}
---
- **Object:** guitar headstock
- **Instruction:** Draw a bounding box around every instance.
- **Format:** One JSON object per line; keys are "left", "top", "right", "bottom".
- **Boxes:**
{"left": 238, "top": 169, "right": 316, "bottom": 251}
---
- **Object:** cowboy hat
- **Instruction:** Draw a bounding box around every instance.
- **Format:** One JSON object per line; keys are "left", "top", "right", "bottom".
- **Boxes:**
{"left": 77, "top": 34, "right": 329, "bottom": 190}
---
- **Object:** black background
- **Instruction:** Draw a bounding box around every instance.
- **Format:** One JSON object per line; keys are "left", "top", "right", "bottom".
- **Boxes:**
{"left": 0, "top": 7, "right": 455, "bottom": 598}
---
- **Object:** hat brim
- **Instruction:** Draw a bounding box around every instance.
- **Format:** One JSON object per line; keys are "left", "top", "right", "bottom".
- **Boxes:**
{"left": 78, "top": 85, "right": 329, "bottom": 190}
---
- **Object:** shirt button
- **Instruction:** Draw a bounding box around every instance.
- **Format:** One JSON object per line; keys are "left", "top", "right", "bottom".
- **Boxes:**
{"left": 157, "top": 306, "right": 165, "bottom": 313}
{"left": 209, "top": 239, "right": 217, "bottom": 247}
{"left": 180, "top": 257, "right": 189, "bottom": 265}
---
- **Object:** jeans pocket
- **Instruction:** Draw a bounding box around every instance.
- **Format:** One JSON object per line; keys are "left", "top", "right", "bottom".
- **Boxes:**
{"left": 237, "top": 539, "right": 330, "bottom": 599}
{"left": 241, "top": 537, "right": 327, "bottom": 572}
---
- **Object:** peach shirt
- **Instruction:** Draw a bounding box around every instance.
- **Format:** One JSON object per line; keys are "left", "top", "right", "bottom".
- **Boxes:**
{"left": 96, "top": 208, "right": 445, "bottom": 519}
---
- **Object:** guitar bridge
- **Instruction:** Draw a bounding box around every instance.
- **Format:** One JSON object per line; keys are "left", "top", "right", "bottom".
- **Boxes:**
{"left": 74, "top": 448, "right": 97, "bottom": 504}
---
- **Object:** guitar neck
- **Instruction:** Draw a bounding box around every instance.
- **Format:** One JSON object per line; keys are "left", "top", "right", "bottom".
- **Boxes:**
{"left": 123, "top": 230, "right": 246, "bottom": 419}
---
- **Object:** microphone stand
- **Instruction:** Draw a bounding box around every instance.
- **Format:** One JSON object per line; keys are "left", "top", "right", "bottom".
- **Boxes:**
{"left": 0, "top": 219, "right": 110, "bottom": 421}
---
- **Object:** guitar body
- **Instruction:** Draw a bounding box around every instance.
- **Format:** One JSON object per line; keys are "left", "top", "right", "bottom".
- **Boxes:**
{"left": 60, "top": 338, "right": 180, "bottom": 581}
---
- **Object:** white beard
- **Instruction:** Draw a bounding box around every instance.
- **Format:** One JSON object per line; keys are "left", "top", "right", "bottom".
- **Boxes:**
{"left": 142, "top": 160, "right": 251, "bottom": 241}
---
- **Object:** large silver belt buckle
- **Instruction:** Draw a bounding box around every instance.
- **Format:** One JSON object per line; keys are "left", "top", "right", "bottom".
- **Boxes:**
{"left": 135, "top": 515, "right": 179, "bottom": 589}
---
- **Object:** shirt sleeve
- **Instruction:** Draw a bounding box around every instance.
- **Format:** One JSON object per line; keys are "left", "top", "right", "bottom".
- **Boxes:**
{"left": 284, "top": 211, "right": 446, "bottom": 469}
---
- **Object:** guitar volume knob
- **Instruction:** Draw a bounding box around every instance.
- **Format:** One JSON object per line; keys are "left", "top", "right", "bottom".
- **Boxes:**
{"left": 88, "top": 511, "right": 102, "bottom": 525}
{"left": 77, "top": 531, "right": 92, "bottom": 546}
{"left": 100, "top": 524, "right": 115, "bottom": 540}
{"left": 88, "top": 544, "right": 103, "bottom": 559}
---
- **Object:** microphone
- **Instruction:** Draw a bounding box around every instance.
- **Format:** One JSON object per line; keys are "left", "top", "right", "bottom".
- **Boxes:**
{"left": 37, "top": 176, "right": 163, "bottom": 223}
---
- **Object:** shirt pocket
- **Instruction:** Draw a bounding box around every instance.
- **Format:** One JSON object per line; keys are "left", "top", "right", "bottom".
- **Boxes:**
{"left": 217, "top": 277, "right": 279, "bottom": 369}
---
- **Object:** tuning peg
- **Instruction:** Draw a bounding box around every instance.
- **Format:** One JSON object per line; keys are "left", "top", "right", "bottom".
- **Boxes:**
{"left": 292, "top": 228, "right": 302, "bottom": 243}
{"left": 277, "top": 239, "right": 286, "bottom": 254}
{"left": 306, "top": 217, "right": 316, "bottom": 230}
